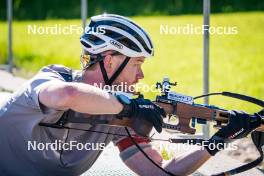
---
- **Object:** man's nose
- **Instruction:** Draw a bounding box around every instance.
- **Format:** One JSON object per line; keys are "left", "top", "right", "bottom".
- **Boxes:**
{"left": 137, "top": 68, "right": 144, "bottom": 80}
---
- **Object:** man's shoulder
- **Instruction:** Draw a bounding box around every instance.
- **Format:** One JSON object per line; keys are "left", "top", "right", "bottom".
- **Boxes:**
{"left": 40, "top": 64, "right": 72, "bottom": 74}
{"left": 38, "top": 64, "right": 73, "bottom": 82}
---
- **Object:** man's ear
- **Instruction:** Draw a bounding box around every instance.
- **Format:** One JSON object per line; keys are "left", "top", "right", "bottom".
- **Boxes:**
{"left": 104, "top": 55, "right": 113, "bottom": 71}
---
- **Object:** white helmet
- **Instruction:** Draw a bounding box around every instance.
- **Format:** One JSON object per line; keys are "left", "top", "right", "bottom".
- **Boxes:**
{"left": 80, "top": 14, "right": 154, "bottom": 58}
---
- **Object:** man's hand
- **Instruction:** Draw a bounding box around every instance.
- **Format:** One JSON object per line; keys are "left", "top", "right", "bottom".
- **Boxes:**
{"left": 214, "top": 110, "right": 261, "bottom": 140}
{"left": 117, "top": 97, "right": 165, "bottom": 133}
{"left": 205, "top": 110, "right": 262, "bottom": 155}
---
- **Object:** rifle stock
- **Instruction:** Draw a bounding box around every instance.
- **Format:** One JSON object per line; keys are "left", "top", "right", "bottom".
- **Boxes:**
{"left": 109, "top": 101, "right": 264, "bottom": 136}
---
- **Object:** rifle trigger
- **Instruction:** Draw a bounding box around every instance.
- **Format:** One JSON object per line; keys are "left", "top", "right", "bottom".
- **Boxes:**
{"left": 191, "top": 117, "right": 196, "bottom": 128}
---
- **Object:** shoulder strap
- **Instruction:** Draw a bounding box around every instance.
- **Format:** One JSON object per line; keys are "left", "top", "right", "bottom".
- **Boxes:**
{"left": 57, "top": 69, "right": 73, "bottom": 82}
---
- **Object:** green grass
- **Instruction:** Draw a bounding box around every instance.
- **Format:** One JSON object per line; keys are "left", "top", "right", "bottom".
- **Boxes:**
{"left": 0, "top": 12, "right": 263, "bottom": 116}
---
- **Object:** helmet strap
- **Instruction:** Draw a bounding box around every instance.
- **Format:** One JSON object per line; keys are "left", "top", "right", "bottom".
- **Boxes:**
{"left": 98, "top": 55, "right": 130, "bottom": 86}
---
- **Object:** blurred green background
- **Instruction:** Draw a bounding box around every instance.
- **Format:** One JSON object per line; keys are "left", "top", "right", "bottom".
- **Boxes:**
{"left": 0, "top": 1, "right": 263, "bottom": 114}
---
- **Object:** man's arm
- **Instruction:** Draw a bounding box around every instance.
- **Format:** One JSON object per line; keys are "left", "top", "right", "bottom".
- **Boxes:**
{"left": 163, "top": 147, "right": 211, "bottom": 175}
{"left": 122, "top": 145, "right": 211, "bottom": 176}
{"left": 39, "top": 81, "right": 123, "bottom": 114}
